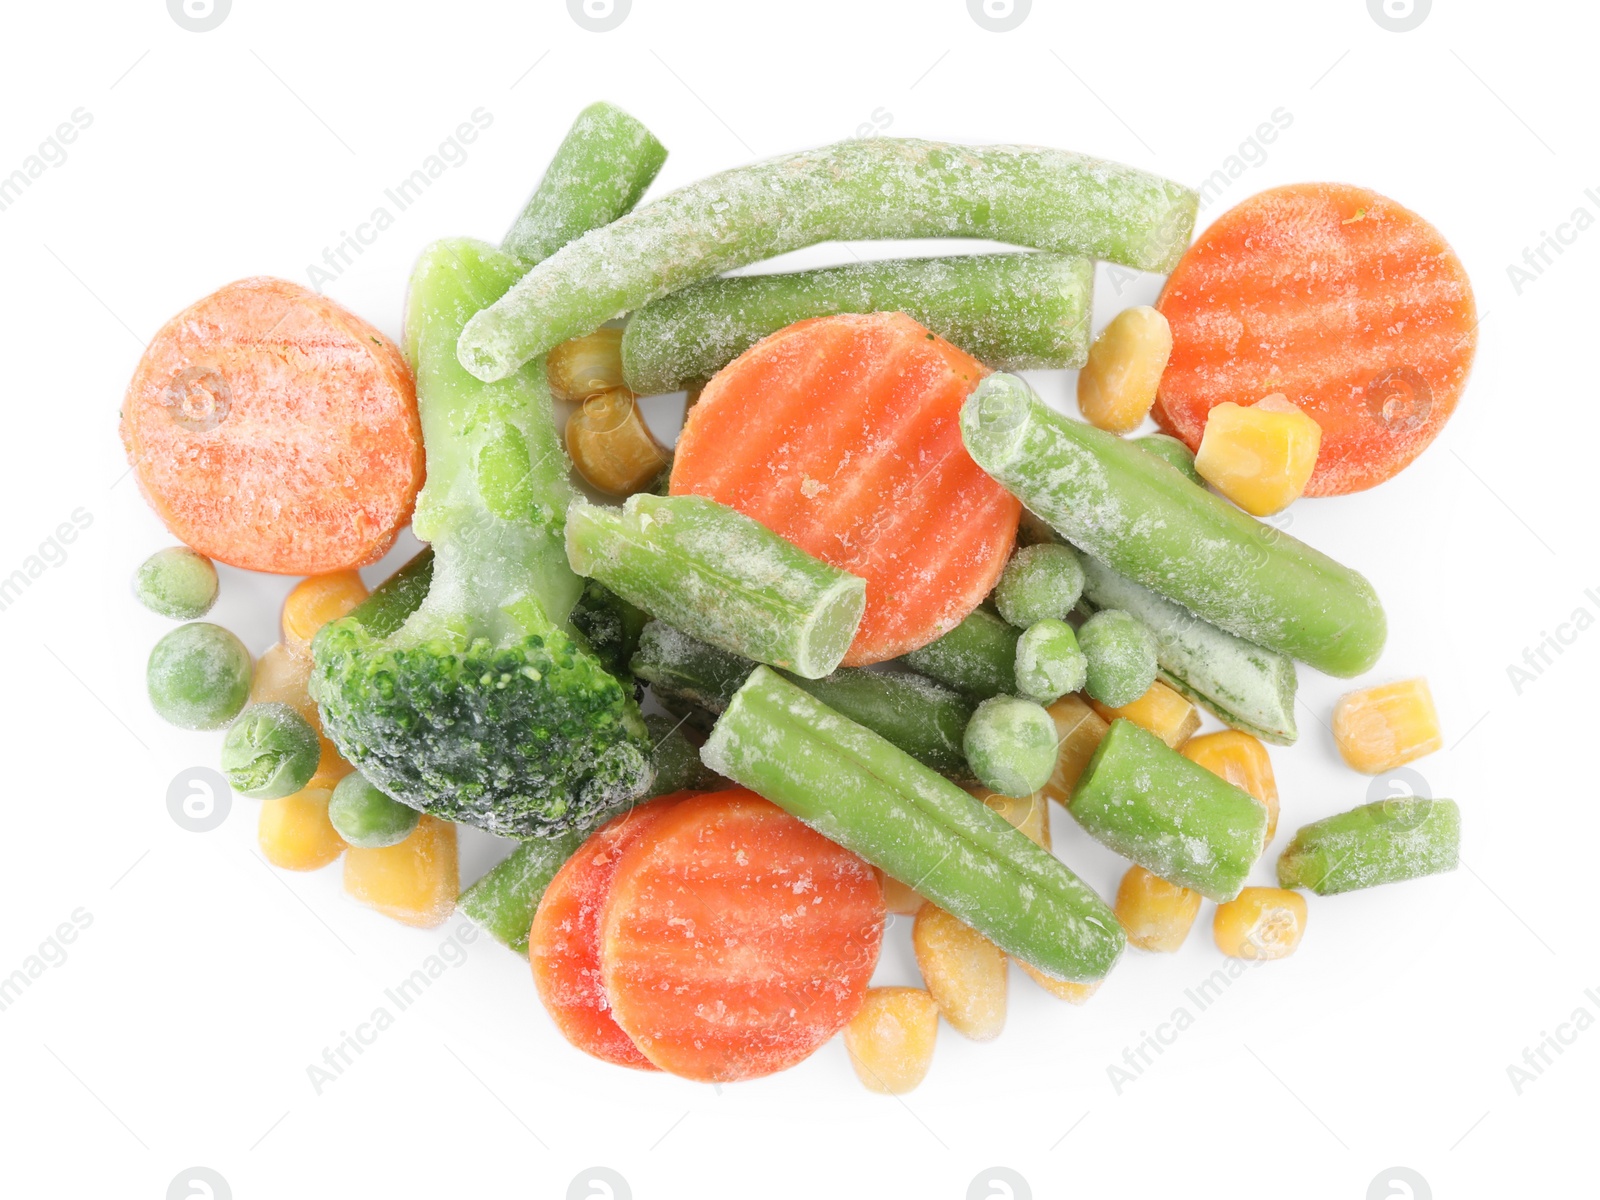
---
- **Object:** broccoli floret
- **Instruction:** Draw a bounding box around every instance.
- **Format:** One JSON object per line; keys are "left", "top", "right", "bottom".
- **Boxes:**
{"left": 311, "top": 239, "right": 652, "bottom": 838}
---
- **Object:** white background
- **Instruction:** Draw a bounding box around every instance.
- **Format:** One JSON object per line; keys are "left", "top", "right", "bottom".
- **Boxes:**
{"left": 1, "top": 1, "right": 1592, "bottom": 1197}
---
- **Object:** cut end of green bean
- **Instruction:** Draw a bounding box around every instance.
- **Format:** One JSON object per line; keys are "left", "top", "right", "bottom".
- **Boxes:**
{"left": 220, "top": 702, "right": 321, "bottom": 800}
{"left": 1079, "top": 609, "right": 1157, "bottom": 708}
{"left": 995, "top": 542, "right": 1084, "bottom": 628}
{"left": 1014, "top": 619, "right": 1087, "bottom": 705}
{"left": 133, "top": 546, "right": 218, "bottom": 620}
{"left": 1277, "top": 798, "right": 1460, "bottom": 895}
{"left": 963, "top": 695, "right": 1057, "bottom": 798}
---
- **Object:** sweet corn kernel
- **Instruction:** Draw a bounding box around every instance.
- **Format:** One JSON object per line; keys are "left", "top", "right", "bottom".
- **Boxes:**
{"left": 1018, "top": 961, "right": 1102, "bottom": 1004}
{"left": 1194, "top": 395, "right": 1322, "bottom": 517}
{"left": 307, "top": 736, "right": 355, "bottom": 792}
{"left": 967, "top": 784, "right": 1051, "bottom": 849}
{"left": 1077, "top": 305, "right": 1172, "bottom": 434}
{"left": 547, "top": 327, "right": 626, "bottom": 401}
{"left": 1182, "top": 730, "right": 1280, "bottom": 844}
{"left": 1213, "top": 887, "right": 1306, "bottom": 960}
{"left": 1039, "top": 695, "right": 1109, "bottom": 806}
{"left": 1115, "top": 865, "right": 1202, "bottom": 952}
{"left": 1090, "top": 679, "right": 1200, "bottom": 750}
{"left": 1332, "top": 677, "right": 1442, "bottom": 775}
{"left": 844, "top": 987, "right": 939, "bottom": 1094}
{"left": 912, "top": 905, "right": 1007, "bottom": 1041}
{"left": 566, "top": 389, "right": 670, "bottom": 497}
{"left": 250, "top": 641, "right": 318, "bottom": 725}
{"left": 881, "top": 875, "right": 927, "bottom": 915}
{"left": 282, "top": 572, "right": 369, "bottom": 652}
{"left": 259, "top": 786, "right": 347, "bottom": 871}
{"left": 343, "top": 815, "right": 458, "bottom": 928}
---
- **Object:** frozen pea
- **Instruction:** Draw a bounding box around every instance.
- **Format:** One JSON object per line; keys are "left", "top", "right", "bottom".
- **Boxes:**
{"left": 328, "top": 772, "right": 421, "bottom": 848}
{"left": 994, "top": 543, "right": 1084, "bottom": 628}
{"left": 1134, "top": 434, "right": 1202, "bottom": 485}
{"left": 220, "top": 702, "right": 321, "bottom": 799}
{"left": 1079, "top": 609, "right": 1157, "bottom": 708}
{"left": 1014, "top": 619, "right": 1087, "bottom": 705}
{"left": 963, "top": 695, "right": 1057, "bottom": 799}
{"left": 133, "top": 547, "right": 219, "bottom": 619}
{"left": 147, "top": 622, "right": 252, "bottom": 730}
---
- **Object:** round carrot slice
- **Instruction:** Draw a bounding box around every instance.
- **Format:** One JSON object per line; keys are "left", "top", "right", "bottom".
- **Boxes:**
{"left": 600, "top": 788, "right": 884, "bottom": 1082}
{"left": 528, "top": 794, "right": 691, "bottom": 1070}
{"left": 669, "top": 312, "right": 1019, "bottom": 665}
{"left": 1154, "top": 184, "right": 1476, "bottom": 496}
{"left": 120, "top": 277, "right": 424, "bottom": 573}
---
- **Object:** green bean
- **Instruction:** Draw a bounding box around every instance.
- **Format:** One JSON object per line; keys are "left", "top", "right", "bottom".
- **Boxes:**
{"left": 900, "top": 608, "right": 1019, "bottom": 700}
{"left": 1277, "top": 799, "right": 1460, "bottom": 895}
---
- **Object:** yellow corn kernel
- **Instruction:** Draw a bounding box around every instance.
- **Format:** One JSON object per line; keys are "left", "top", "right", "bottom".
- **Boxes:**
{"left": 1018, "top": 961, "right": 1102, "bottom": 1004}
{"left": 966, "top": 784, "right": 1051, "bottom": 850}
{"left": 1039, "top": 694, "right": 1109, "bottom": 806}
{"left": 881, "top": 875, "right": 927, "bottom": 915}
{"left": 1213, "top": 887, "right": 1306, "bottom": 960}
{"left": 1194, "top": 395, "right": 1322, "bottom": 517}
{"left": 547, "top": 327, "right": 626, "bottom": 401}
{"left": 343, "top": 815, "right": 459, "bottom": 928}
{"left": 250, "top": 641, "right": 318, "bottom": 725}
{"left": 1090, "top": 679, "right": 1200, "bottom": 750}
{"left": 307, "top": 737, "right": 355, "bottom": 792}
{"left": 259, "top": 786, "right": 347, "bottom": 871}
{"left": 566, "top": 389, "right": 670, "bottom": 497}
{"left": 1115, "top": 865, "right": 1202, "bottom": 952}
{"left": 1332, "top": 677, "right": 1442, "bottom": 774}
{"left": 844, "top": 987, "right": 939, "bottom": 1094}
{"left": 282, "top": 572, "right": 369, "bottom": 652}
{"left": 1183, "top": 730, "right": 1279, "bottom": 843}
{"left": 1077, "top": 305, "right": 1172, "bottom": 434}
{"left": 912, "top": 905, "right": 1007, "bottom": 1041}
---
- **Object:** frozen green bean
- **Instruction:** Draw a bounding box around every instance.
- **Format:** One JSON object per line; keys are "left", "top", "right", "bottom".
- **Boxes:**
{"left": 1277, "top": 799, "right": 1460, "bottom": 895}
{"left": 900, "top": 608, "right": 1019, "bottom": 700}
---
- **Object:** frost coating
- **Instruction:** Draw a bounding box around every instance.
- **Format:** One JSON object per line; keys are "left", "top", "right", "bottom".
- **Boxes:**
{"left": 1014, "top": 619, "right": 1087, "bottom": 705}
{"left": 994, "top": 542, "right": 1083, "bottom": 628}
{"left": 1078, "top": 609, "right": 1157, "bottom": 708}
{"left": 460, "top": 138, "right": 1198, "bottom": 380}
{"left": 621, "top": 253, "right": 1093, "bottom": 394}
{"left": 1277, "top": 799, "right": 1460, "bottom": 895}
{"left": 960, "top": 373, "right": 1386, "bottom": 677}
{"left": 963, "top": 695, "right": 1057, "bottom": 797}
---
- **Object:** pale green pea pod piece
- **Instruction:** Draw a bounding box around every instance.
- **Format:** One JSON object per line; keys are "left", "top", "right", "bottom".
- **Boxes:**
{"left": 701, "top": 666, "right": 1125, "bottom": 983}
{"left": 1070, "top": 719, "right": 1268, "bottom": 901}
{"left": 1014, "top": 619, "right": 1087, "bottom": 705}
{"left": 459, "top": 138, "right": 1198, "bottom": 380}
{"left": 502, "top": 101, "right": 667, "bottom": 268}
{"left": 995, "top": 542, "right": 1084, "bottom": 628}
{"left": 1077, "top": 552, "right": 1299, "bottom": 745}
{"left": 963, "top": 695, "right": 1057, "bottom": 798}
{"left": 960, "top": 373, "right": 1386, "bottom": 678}
{"left": 1277, "top": 799, "right": 1460, "bottom": 896}
{"left": 621, "top": 253, "right": 1093, "bottom": 395}
{"left": 564, "top": 493, "right": 866, "bottom": 680}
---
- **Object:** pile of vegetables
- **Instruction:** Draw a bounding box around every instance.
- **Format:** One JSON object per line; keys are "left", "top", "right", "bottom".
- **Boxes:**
{"left": 124, "top": 100, "right": 1473, "bottom": 1091}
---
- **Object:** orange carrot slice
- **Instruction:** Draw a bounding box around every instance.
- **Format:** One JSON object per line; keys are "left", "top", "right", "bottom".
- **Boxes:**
{"left": 1154, "top": 184, "right": 1476, "bottom": 496}
{"left": 528, "top": 795, "right": 690, "bottom": 1070}
{"left": 120, "top": 277, "right": 424, "bottom": 573}
{"left": 600, "top": 788, "right": 884, "bottom": 1082}
{"left": 669, "top": 312, "right": 1019, "bottom": 665}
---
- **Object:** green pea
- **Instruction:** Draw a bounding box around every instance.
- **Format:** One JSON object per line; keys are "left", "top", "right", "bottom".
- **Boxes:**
{"left": 221, "top": 702, "right": 321, "bottom": 799}
{"left": 1079, "top": 609, "right": 1157, "bottom": 708}
{"left": 1014, "top": 619, "right": 1087, "bottom": 705}
{"left": 328, "top": 772, "right": 420, "bottom": 848}
{"left": 994, "top": 543, "right": 1084, "bottom": 629}
{"left": 963, "top": 695, "right": 1058, "bottom": 798}
{"left": 147, "top": 622, "right": 252, "bottom": 730}
{"left": 132, "top": 547, "right": 219, "bottom": 619}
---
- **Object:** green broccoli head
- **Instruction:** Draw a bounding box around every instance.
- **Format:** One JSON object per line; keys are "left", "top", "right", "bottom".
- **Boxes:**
{"left": 311, "top": 238, "right": 653, "bottom": 838}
